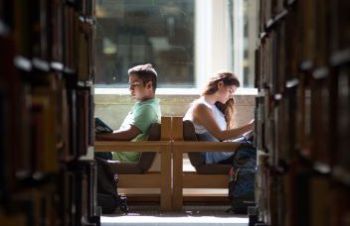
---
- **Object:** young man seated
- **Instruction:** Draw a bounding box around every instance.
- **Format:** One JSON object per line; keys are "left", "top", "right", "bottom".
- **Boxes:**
{"left": 95, "top": 63, "right": 161, "bottom": 163}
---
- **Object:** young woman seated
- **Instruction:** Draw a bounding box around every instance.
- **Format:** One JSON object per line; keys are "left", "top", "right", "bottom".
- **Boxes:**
{"left": 183, "top": 72, "right": 254, "bottom": 164}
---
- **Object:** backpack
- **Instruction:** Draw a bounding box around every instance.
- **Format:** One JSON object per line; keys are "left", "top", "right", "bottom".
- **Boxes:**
{"left": 95, "top": 157, "right": 129, "bottom": 214}
{"left": 227, "top": 143, "right": 256, "bottom": 214}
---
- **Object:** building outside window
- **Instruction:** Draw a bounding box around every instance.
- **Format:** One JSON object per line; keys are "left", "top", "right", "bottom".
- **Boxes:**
{"left": 95, "top": 0, "right": 258, "bottom": 91}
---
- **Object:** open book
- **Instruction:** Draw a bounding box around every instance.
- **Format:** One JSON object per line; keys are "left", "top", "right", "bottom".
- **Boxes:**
{"left": 95, "top": 117, "right": 113, "bottom": 133}
{"left": 224, "top": 131, "right": 254, "bottom": 143}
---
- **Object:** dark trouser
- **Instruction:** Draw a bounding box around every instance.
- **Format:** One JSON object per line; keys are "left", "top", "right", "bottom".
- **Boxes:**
{"left": 95, "top": 152, "right": 112, "bottom": 160}
{"left": 218, "top": 154, "right": 236, "bottom": 164}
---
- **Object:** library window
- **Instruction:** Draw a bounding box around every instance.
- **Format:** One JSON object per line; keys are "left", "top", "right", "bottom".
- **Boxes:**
{"left": 95, "top": 0, "right": 257, "bottom": 90}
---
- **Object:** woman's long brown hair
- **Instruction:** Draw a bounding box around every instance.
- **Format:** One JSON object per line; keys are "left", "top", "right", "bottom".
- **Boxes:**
{"left": 202, "top": 72, "right": 240, "bottom": 129}
{"left": 215, "top": 98, "right": 236, "bottom": 129}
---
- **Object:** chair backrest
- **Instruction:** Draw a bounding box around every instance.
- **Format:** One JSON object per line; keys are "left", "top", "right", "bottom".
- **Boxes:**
{"left": 114, "top": 123, "right": 161, "bottom": 174}
{"left": 182, "top": 120, "right": 231, "bottom": 174}
{"left": 182, "top": 120, "right": 205, "bottom": 168}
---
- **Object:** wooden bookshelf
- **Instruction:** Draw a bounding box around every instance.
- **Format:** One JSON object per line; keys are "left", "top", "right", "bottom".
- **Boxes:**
{"left": 0, "top": 0, "right": 99, "bottom": 225}
{"left": 255, "top": 0, "right": 350, "bottom": 225}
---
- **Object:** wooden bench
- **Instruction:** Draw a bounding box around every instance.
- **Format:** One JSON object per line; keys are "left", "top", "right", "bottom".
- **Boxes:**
{"left": 94, "top": 117, "right": 172, "bottom": 211}
{"left": 171, "top": 116, "right": 241, "bottom": 210}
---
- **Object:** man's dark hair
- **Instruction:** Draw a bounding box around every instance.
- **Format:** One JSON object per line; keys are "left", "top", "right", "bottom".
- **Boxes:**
{"left": 128, "top": 63, "right": 157, "bottom": 92}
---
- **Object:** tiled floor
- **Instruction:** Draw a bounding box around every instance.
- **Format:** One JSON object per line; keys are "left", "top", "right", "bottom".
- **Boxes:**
{"left": 101, "top": 205, "right": 249, "bottom": 226}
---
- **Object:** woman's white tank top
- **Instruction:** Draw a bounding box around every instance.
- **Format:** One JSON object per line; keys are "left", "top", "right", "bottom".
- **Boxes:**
{"left": 183, "top": 96, "right": 227, "bottom": 134}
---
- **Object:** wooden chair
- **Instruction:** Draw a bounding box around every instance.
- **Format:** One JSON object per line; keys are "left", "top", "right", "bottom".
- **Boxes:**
{"left": 171, "top": 117, "right": 241, "bottom": 210}
{"left": 94, "top": 117, "right": 172, "bottom": 211}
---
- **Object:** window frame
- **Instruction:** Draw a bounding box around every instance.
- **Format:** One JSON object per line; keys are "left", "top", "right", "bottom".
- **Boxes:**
{"left": 94, "top": 0, "right": 258, "bottom": 93}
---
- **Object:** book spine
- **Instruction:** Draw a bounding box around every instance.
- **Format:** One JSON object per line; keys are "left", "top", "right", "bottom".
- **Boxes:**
{"left": 0, "top": 0, "right": 99, "bottom": 225}
{"left": 256, "top": 0, "right": 350, "bottom": 225}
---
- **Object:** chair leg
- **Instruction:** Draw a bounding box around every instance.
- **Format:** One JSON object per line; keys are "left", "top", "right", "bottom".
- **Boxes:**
{"left": 160, "top": 145, "right": 172, "bottom": 211}
{"left": 172, "top": 150, "right": 183, "bottom": 211}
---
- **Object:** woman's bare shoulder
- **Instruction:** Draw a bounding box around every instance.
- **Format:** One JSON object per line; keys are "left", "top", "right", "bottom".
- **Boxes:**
{"left": 192, "top": 102, "right": 212, "bottom": 116}
{"left": 193, "top": 101, "right": 208, "bottom": 110}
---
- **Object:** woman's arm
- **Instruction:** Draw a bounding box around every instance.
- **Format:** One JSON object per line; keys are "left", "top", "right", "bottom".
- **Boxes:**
{"left": 193, "top": 103, "right": 253, "bottom": 141}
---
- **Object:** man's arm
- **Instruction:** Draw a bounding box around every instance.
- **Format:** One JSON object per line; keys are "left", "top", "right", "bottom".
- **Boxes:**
{"left": 96, "top": 124, "right": 141, "bottom": 141}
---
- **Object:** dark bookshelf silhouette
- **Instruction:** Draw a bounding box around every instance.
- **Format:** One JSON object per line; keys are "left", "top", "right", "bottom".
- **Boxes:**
{"left": 0, "top": 0, "right": 100, "bottom": 225}
{"left": 255, "top": 0, "right": 350, "bottom": 226}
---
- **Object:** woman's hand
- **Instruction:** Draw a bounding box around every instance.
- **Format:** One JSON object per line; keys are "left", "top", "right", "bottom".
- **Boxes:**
{"left": 246, "top": 119, "right": 255, "bottom": 131}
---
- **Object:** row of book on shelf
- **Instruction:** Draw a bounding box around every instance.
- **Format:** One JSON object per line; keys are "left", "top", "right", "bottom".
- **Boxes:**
{"left": 255, "top": 0, "right": 350, "bottom": 226}
{"left": 0, "top": 0, "right": 100, "bottom": 225}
